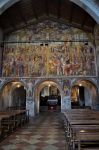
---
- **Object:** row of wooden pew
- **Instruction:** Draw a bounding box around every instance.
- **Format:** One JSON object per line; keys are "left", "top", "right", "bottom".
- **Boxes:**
{"left": 0, "top": 109, "right": 29, "bottom": 140}
{"left": 63, "top": 109, "right": 99, "bottom": 150}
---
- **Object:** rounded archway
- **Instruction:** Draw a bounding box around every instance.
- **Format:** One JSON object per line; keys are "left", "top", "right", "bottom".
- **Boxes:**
{"left": 71, "top": 80, "right": 98, "bottom": 109}
{"left": 71, "top": 0, "right": 99, "bottom": 24}
{"left": 0, "top": 80, "right": 26, "bottom": 111}
{"left": 34, "top": 80, "right": 63, "bottom": 114}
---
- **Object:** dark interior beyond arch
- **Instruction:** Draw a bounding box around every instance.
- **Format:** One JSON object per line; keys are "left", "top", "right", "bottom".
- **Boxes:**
{"left": 39, "top": 85, "right": 61, "bottom": 112}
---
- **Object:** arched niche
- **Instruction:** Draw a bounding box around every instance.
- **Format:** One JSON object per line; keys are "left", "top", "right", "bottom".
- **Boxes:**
{"left": 0, "top": 80, "right": 26, "bottom": 111}
{"left": 71, "top": 79, "right": 98, "bottom": 109}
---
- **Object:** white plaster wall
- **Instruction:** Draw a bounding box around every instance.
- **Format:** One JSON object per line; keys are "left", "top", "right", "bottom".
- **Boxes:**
{"left": 0, "top": 28, "right": 3, "bottom": 75}
{"left": 84, "top": 88, "right": 92, "bottom": 107}
{"left": 0, "top": 84, "right": 12, "bottom": 110}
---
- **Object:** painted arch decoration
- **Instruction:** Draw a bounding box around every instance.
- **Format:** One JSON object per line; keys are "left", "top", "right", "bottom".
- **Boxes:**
{"left": 2, "top": 20, "right": 96, "bottom": 77}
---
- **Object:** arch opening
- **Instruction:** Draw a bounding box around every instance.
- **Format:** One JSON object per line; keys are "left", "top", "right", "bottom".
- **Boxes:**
{"left": 0, "top": 81, "right": 26, "bottom": 111}
{"left": 71, "top": 80, "right": 98, "bottom": 109}
{"left": 40, "top": 84, "right": 61, "bottom": 112}
{"left": 34, "top": 80, "right": 63, "bottom": 114}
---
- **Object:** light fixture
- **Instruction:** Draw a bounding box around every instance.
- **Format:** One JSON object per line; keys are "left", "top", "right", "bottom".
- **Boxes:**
{"left": 17, "top": 84, "right": 21, "bottom": 88}
{"left": 48, "top": 83, "right": 51, "bottom": 87}
{"left": 80, "top": 130, "right": 86, "bottom": 133}
{"left": 79, "top": 83, "right": 82, "bottom": 86}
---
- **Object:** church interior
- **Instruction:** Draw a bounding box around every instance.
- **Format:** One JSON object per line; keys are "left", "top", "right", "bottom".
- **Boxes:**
{"left": 0, "top": 0, "right": 99, "bottom": 149}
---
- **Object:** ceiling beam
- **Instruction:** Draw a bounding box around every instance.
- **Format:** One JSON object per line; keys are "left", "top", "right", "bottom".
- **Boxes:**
{"left": 57, "top": 0, "right": 62, "bottom": 18}
{"left": 45, "top": 0, "right": 49, "bottom": 16}
{"left": 4, "top": 15, "right": 93, "bottom": 35}
{"left": 15, "top": 3, "right": 27, "bottom": 26}
{"left": 4, "top": 12, "right": 16, "bottom": 30}
{"left": 81, "top": 13, "right": 88, "bottom": 29}
{"left": 69, "top": 3, "right": 74, "bottom": 23}
{"left": 31, "top": 0, "right": 38, "bottom": 20}
{"left": 0, "top": 18, "right": 5, "bottom": 29}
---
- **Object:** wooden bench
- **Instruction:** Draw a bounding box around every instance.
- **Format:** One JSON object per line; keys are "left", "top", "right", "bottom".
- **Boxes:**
{"left": 0, "top": 109, "right": 29, "bottom": 140}
{"left": 63, "top": 109, "right": 99, "bottom": 150}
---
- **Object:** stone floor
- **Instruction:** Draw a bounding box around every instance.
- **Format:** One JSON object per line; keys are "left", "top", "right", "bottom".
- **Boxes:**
{"left": 0, "top": 112, "right": 68, "bottom": 150}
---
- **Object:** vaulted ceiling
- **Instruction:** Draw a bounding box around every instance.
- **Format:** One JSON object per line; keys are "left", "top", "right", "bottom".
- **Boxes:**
{"left": 0, "top": 0, "right": 96, "bottom": 34}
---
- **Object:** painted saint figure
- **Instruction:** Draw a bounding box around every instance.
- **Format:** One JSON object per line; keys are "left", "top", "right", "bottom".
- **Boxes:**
{"left": 27, "top": 80, "right": 34, "bottom": 98}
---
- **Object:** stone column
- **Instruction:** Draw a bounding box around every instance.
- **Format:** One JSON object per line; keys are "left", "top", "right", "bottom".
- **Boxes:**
{"left": 61, "top": 80, "right": 71, "bottom": 112}
{"left": 94, "top": 25, "right": 99, "bottom": 110}
{"left": 26, "top": 79, "right": 35, "bottom": 117}
{"left": 94, "top": 25, "right": 99, "bottom": 76}
{"left": 0, "top": 28, "right": 3, "bottom": 76}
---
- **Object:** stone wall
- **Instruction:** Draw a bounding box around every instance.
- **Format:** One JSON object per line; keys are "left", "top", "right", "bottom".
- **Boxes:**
{"left": 0, "top": 28, "right": 3, "bottom": 76}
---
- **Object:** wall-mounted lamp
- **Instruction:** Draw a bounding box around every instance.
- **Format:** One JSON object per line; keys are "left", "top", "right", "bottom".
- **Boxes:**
{"left": 79, "top": 83, "right": 82, "bottom": 87}
{"left": 48, "top": 83, "right": 51, "bottom": 87}
{"left": 17, "top": 84, "right": 21, "bottom": 88}
{"left": 80, "top": 130, "right": 86, "bottom": 133}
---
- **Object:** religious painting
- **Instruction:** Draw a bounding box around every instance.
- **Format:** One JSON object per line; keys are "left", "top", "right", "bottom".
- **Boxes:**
{"left": 63, "top": 80, "right": 70, "bottom": 96}
{"left": 2, "top": 20, "right": 97, "bottom": 77}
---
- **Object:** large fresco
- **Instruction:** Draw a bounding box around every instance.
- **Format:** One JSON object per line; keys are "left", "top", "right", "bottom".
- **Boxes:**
{"left": 2, "top": 20, "right": 96, "bottom": 77}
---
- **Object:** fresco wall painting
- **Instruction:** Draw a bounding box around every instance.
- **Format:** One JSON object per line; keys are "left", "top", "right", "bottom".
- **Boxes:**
{"left": 2, "top": 20, "right": 96, "bottom": 77}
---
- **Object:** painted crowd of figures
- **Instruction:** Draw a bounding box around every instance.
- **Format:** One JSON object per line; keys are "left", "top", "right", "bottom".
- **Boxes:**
{"left": 2, "top": 20, "right": 96, "bottom": 77}
{"left": 2, "top": 42, "right": 96, "bottom": 77}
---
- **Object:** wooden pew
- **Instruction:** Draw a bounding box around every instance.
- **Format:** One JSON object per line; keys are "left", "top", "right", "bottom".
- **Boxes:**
{"left": 74, "top": 130, "right": 99, "bottom": 150}
{"left": 0, "top": 114, "right": 12, "bottom": 138}
{"left": 63, "top": 109, "right": 99, "bottom": 150}
{"left": 0, "top": 109, "right": 29, "bottom": 140}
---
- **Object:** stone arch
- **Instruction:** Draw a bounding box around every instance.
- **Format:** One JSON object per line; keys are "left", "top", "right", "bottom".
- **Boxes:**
{"left": 0, "top": 78, "right": 26, "bottom": 90}
{"left": 0, "top": 0, "right": 20, "bottom": 15}
{"left": 0, "top": 79, "right": 26, "bottom": 110}
{"left": 71, "top": 78, "right": 98, "bottom": 88}
{"left": 34, "top": 79, "right": 64, "bottom": 114}
{"left": 70, "top": 0, "right": 99, "bottom": 24}
{"left": 1, "top": 0, "right": 99, "bottom": 23}
{"left": 70, "top": 78, "right": 98, "bottom": 109}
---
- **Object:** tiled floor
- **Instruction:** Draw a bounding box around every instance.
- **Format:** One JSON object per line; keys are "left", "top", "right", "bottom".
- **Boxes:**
{"left": 0, "top": 112, "right": 68, "bottom": 150}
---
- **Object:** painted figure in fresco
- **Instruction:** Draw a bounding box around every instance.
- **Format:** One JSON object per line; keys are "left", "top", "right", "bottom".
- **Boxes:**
{"left": 60, "top": 55, "right": 65, "bottom": 75}
{"left": 56, "top": 57, "right": 62, "bottom": 75}
{"left": 63, "top": 80, "right": 70, "bottom": 96}
{"left": 27, "top": 80, "right": 34, "bottom": 98}
{"left": 89, "top": 47, "right": 95, "bottom": 75}
{"left": 64, "top": 53, "right": 71, "bottom": 76}
{"left": 3, "top": 20, "right": 96, "bottom": 77}
{"left": 17, "top": 57, "right": 24, "bottom": 77}
{"left": 38, "top": 55, "right": 45, "bottom": 75}
{"left": 28, "top": 57, "right": 33, "bottom": 76}
{"left": 10, "top": 57, "right": 17, "bottom": 76}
